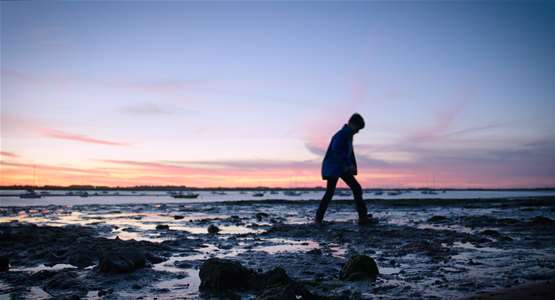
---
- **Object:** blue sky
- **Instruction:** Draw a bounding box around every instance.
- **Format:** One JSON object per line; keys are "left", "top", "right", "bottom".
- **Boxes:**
{"left": 1, "top": 1, "right": 554, "bottom": 187}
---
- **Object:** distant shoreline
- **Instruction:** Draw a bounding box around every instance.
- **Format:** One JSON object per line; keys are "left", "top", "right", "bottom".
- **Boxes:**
{"left": 1, "top": 185, "right": 554, "bottom": 191}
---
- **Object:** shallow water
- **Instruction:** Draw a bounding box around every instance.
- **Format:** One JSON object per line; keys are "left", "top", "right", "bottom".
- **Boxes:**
{"left": 2, "top": 189, "right": 555, "bottom": 207}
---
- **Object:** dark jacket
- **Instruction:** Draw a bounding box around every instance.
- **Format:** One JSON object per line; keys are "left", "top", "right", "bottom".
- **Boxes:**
{"left": 321, "top": 124, "right": 357, "bottom": 179}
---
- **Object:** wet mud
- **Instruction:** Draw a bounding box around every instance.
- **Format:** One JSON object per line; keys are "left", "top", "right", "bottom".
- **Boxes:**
{"left": 1, "top": 197, "right": 554, "bottom": 299}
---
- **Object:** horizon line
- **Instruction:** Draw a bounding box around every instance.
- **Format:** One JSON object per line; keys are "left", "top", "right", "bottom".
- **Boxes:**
{"left": 1, "top": 184, "right": 554, "bottom": 191}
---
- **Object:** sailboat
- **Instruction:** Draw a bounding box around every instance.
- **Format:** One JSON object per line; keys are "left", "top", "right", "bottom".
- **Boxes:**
{"left": 20, "top": 189, "right": 41, "bottom": 199}
{"left": 171, "top": 191, "right": 200, "bottom": 199}
{"left": 283, "top": 190, "right": 302, "bottom": 196}
{"left": 20, "top": 165, "right": 42, "bottom": 198}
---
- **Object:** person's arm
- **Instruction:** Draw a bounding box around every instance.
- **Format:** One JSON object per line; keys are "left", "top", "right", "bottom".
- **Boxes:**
{"left": 330, "top": 131, "right": 352, "bottom": 173}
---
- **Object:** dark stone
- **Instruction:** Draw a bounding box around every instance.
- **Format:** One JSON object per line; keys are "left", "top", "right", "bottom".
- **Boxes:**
{"left": 30, "top": 270, "right": 59, "bottom": 282}
{"left": 499, "top": 235, "right": 513, "bottom": 241}
{"left": 251, "top": 267, "right": 292, "bottom": 290}
{"left": 428, "top": 216, "right": 448, "bottom": 222}
{"left": 199, "top": 258, "right": 253, "bottom": 292}
{"left": 145, "top": 252, "right": 165, "bottom": 264}
{"left": 174, "top": 215, "right": 185, "bottom": 220}
{"left": 498, "top": 218, "right": 520, "bottom": 225}
{"left": 339, "top": 255, "right": 379, "bottom": 281}
{"left": 208, "top": 224, "right": 220, "bottom": 234}
{"left": 57, "top": 295, "right": 81, "bottom": 300}
{"left": 0, "top": 255, "right": 9, "bottom": 272}
{"left": 256, "top": 212, "right": 269, "bottom": 222}
{"left": 98, "top": 250, "right": 146, "bottom": 273}
{"left": 45, "top": 271, "right": 83, "bottom": 291}
{"left": 67, "top": 250, "right": 96, "bottom": 268}
{"left": 98, "top": 288, "right": 113, "bottom": 296}
{"left": 480, "top": 229, "right": 501, "bottom": 237}
{"left": 307, "top": 248, "right": 322, "bottom": 255}
{"left": 156, "top": 224, "right": 170, "bottom": 230}
{"left": 529, "top": 216, "right": 554, "bottom": 226}
{"left": 400, "top": 240, "right": 449, "bottom": 257}
{"left": 255, "top": 282, "right": 317, "bottom": 300}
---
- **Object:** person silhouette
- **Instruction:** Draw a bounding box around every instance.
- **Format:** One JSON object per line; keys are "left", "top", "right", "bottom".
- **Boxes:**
{"left": 315, "top": 113, "right": 372, "bottom": 225}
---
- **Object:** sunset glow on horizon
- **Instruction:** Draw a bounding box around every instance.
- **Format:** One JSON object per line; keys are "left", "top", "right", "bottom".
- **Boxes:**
{"left": 1, "top": 2, "right": 554, "bottom": 188}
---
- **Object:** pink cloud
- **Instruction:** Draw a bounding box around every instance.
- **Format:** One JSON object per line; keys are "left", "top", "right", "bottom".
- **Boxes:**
{"left": 39, "top": 128, "right": 129, "bottom": 146}
{"left": 0, "top": 151, "right": 18, "bottom": 158}
{"left": 406, "top": 100, "right": 467, "bottom": 143}
{"left": 0, "top": 161, "right": 108, "bottom": 175}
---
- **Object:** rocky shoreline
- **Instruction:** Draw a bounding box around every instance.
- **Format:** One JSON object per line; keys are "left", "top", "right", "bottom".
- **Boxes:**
{"left": 1, "top": 197, "right": 555, "bottom": 299}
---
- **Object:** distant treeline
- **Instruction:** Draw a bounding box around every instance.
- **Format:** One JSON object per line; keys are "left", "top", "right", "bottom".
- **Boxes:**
{"left": 0, "top": 185, "right": 554, "bottom": 191}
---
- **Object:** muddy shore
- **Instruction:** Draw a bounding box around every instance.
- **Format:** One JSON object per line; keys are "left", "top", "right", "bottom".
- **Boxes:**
{"left": 1, "top": 196, "right": 554, "bottom": 299}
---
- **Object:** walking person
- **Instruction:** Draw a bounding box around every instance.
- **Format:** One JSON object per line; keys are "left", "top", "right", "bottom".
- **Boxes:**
{"left": 315, "top": 113, "right": 373, "bottom": 225}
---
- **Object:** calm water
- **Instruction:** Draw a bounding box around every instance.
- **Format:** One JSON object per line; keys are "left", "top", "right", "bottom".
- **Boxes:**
{"left": 1, "top": 189, "right": 554, "bottom": 207}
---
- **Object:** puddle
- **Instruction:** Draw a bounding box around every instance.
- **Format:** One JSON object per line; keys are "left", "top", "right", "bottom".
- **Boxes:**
{"left": 254, "top": 238, "right": 319, "bottom": 254}
{"left": 11, "top": 263, "right": 77, "bottom": 273}
{"left": 417, "top": 223, "right": 473, "bottom": 233}
{"left": 452, "top": 241, "right": 504, "bottom": 252}
{"left": 379, "top": 266, "right": 402, "bottom": 275}
{"left": 171, "top": 224, "right": 262, "bottom": 235}
{"left": 329, "top": 243, "right": 348, "bottom": 258}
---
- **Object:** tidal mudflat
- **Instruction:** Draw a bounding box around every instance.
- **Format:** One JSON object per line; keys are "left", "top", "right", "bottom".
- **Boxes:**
{"left": 1, "top": 196, "right": 554, "bottom": 299}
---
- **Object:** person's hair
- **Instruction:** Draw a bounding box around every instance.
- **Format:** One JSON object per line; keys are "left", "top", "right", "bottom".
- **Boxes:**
{"left": 348, "top": 113, "right": 365, "bottom": 129}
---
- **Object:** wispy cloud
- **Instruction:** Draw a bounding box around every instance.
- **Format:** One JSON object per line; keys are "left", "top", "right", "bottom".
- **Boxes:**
{"left": 405, "top": 100, "right": 468, "bottom": 143}
{"left": 165, "top": 159, "right": 318, "bottom": 170}
{"left": 118, "top": 102, "right": 172, "bottom": 115}
{"left": 0, "top": 151, "right": 18, "bottom": 158}
{"left": 39, "top": 128, "right": 129, "bottom": 146}
{"left": 0, "top": 161, "right": 107, "bottom": 175}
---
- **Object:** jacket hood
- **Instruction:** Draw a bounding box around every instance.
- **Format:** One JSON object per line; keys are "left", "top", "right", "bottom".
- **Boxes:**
{"left": 342, "top": 124, "right": 355, "bottom": 135}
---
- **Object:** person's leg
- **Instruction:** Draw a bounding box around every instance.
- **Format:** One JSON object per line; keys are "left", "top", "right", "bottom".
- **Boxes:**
{"left": 340, "top": 174, "right": 368, "bottom": 220}
{"left": 315, "top": 177, "right": 338, "bottom": 223}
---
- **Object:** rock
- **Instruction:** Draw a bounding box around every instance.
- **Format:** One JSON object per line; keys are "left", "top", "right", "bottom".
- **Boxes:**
{"left": 428, "top": 215, "right": 448, "bottom": 222}
{"left": 174, "top": 215, "right": 185, "bottom": 220}
{"left": 219, "top": 242, "right": 234, "bottom": 250}
{"left": 251, "top": 267, "right": 292, "bottom": 290}
{"left": 255, "top": 282, "right": 316, "bottom": 300}
{"left": 145, "top": 252, "right": 165, "bottom": 264}
{"left": 45, "top": 270, "right": 83, "bottom": 291}
{"left": 30, "top": 270, "right": 59, "bottom": 282}
{"left": 156, "top": 224, "right": 170, "bottom": 230}
{"left": 67, "top": 250, "right": 96, "bottom": 268}
{"left": 199, "top": 258, "right": 253, "bottom": 292}
{"left": 57, "top": 295, "right": 81, "bottom": 300}
{"left": 0, "top": 255, "right": 9, "bottom": 272}
{"left": 208, "top": 224, "right": 220, "bottom": 234}
{"left": 480, "top": 229, "right": 502, "bottom": 237}
{"left": 256, "top": 212, "right": 269, "bottom": 222}
{"left": 339, "top": 255, "right": 379, "bottom": 281}
{"left": 529, "top": 216, "right": 554, "bottom": 226}
{"left": 401, "top": 240, "right": 449, "bottom": 258}
{"left": 98, "top": 288, "right": 113, "bottom": 296}
{"left": 98, "top": 250, "right": 146, "bottom": 273}
{"left": 498, "top": 218, "right": 520, "bottom": 225}
{"left": 499, "top": 235, "right": 513, "bottom": 241}
{"left": 307, "top": 248, "right": 322, "bottom": 255}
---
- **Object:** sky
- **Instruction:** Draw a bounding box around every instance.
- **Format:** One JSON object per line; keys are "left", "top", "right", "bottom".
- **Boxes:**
{"left": 1, "top": 1, "right": 554, "bottom": 188}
